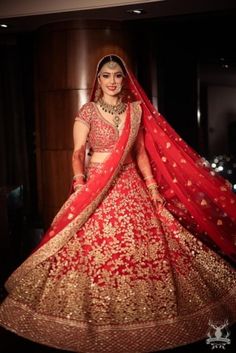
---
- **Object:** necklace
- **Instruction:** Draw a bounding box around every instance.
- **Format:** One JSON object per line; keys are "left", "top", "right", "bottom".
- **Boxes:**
{"left": 98, "top": 98, "right": 127, "bottom": 128}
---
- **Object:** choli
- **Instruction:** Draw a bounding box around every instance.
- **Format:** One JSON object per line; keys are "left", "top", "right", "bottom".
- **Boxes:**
{"left": 75, "top": 101, "right": 141, "bottom": 153}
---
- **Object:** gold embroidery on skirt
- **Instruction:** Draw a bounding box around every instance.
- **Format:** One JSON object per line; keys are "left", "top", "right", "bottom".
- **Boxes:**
{"left": 5, "top": 101, "right": 141, "bottom": 292}
{"left": 1, "top": 161, "right": 236, "bottom": 352}
{"left": 1, "top": 101, "right": 236, "bottom": 353}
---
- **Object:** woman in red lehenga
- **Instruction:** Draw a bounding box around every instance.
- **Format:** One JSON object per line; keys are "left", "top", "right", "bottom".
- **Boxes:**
{"left": 0, "top": 54, "right": 236, "bottom": 353}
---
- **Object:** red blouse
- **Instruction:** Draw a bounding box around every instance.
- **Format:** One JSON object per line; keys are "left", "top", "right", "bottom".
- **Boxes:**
{"left": 75, "top": 102, "right": 121, "bottom": 153}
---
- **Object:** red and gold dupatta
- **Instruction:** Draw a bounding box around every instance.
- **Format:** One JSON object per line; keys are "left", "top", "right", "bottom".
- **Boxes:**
{"left": 127, "top": 67, "right": 236, "bottom": 261}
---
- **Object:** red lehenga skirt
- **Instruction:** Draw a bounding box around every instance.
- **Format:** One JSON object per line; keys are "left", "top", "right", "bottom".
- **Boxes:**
{"left": 0, "top": 162, "right": 236, "bottom": 353}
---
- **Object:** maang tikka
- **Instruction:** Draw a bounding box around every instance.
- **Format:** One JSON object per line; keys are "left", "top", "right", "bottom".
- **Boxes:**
{"left": 107, "top": 56, "right": 119, "bottom": 69}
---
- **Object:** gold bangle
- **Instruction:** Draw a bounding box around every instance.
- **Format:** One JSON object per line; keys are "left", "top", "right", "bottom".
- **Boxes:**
{"left": 144, "top": 175, "right": 154, "bottom": 180}
{"left": 74, "top": 183, "right": 84, "bottom": 191}
{"left": 147, "top": 183, "right": 158, "bottom": 189}
{"left": 73, "top": 173, "right": 85, "bottom": 180}
{"left": 147, "top": 184, "right": 159, "bottom": 194}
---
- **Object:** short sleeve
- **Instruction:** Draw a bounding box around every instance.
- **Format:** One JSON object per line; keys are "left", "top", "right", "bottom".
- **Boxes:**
{"left": 75, "top": 102, "right": 92, "bottom": 128}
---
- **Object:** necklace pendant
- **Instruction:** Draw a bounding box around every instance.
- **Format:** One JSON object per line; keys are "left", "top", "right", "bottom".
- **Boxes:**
{"left": 114, "top": 115, "right": 120, "bottom": 128}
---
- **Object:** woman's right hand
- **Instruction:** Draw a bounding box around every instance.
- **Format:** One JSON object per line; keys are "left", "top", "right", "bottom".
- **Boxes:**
{"left": 73, "top": 177, "right": 85, "bottom": 192}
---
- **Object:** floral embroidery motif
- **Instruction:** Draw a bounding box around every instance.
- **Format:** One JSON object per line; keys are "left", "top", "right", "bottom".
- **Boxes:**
{"left": 1, "top": 97, "right": 236, "bottom": 353}
{"left": 1, "top": 162, "right": 236, "bottom": 353}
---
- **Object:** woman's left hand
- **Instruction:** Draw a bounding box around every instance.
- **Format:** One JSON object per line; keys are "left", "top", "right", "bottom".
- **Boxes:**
{"left": 152, "top": 193, "right": 165, "bottom": 205}
{"left": 147, "top": 183, "right": 166, "bottom": 207}
{"left": 150, "top": 190, "right": 166, "bottom": 207}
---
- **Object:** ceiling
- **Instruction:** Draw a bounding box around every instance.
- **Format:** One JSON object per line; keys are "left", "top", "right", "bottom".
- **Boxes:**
{"left": 1, "top": 0, "right": 236, "bottom": 33}
{"left": 0, "top": 0, "right": 163, "bottom": 18}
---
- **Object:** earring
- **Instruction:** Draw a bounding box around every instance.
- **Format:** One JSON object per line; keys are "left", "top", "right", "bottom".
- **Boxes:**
{"left": 94, "top": 85, "right": 102, "bottom": 102}
{"left": 120, "top": 83, "right": 130, "bottom": 102}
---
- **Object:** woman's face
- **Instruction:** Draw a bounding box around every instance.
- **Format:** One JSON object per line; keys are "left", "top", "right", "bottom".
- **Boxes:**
{"left": 98, "top": 62, "right": 124, "bottom": 98}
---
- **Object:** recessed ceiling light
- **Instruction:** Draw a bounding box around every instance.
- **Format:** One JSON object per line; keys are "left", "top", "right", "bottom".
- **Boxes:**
{"left": 126, "top": 9, "right": 145, "bottom": 15}
{"left": 0, "top": 24, "right": 8, "bottom": 28}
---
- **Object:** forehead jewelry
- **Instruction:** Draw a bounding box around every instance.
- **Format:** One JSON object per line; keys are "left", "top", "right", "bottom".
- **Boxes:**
{"left": 107, "top": 56, "right": 118, "bottom": 69}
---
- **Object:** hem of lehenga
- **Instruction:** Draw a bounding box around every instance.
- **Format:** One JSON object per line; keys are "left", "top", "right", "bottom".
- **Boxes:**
{"left": 0, "top": 286, "right": 236, "bottom": 353}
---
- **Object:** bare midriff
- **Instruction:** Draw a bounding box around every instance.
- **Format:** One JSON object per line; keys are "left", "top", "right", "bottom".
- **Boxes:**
{"left": 90, "top": 151, "right": 133, "bottom": 164}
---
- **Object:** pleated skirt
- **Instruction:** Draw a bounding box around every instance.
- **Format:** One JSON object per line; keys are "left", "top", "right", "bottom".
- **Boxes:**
{"left": 0, "top": 162, "right": 236, "bottom": 352}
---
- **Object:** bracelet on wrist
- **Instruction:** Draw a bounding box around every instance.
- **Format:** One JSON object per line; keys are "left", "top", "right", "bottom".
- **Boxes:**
{"left": 74, "top": 183, "right": 84, "bottom": 191}
{"left": 144, "top": 175, "right": 154, "bottom": 180}
{"left": 146, "top": 180, "right": 157, "bottom": 188}
{"left": 147, "top": 183, "right": 158, "bottom": 189}
{"left": 73, "top": 173, "right": 85, "bottom": 181}
{"left": 147, "top": 183, "right": 159, "bottom": 194}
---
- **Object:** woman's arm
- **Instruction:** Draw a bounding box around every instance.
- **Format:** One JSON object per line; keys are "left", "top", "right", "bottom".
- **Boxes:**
{"left": 135, "top": 128, "right": 164, "bottom": 205}
{"left": 72, "top": 120, "right": 89, "bottom": 191}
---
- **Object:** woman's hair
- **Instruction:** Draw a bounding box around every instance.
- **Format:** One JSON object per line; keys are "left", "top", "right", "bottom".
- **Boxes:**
{"left": 97, "top": 55, "right": 126, "bottom": 76}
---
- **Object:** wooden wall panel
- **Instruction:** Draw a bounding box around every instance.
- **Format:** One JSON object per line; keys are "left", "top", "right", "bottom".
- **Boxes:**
{"left": 66, "top": 28, "right": 132, "bottom": 89}
{"left": 37, "top": 31, "right": 67, "bottom": 91}
{"left": 39, "top": 89, "right": 90, "bottom": 150}
{"left": 41, "top": 150, "right": 72, "bottom": 207}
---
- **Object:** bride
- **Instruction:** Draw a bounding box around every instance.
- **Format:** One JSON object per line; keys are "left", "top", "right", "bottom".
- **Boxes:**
{"left": 0, "top": 54, "right": 235, "bottom": 353}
